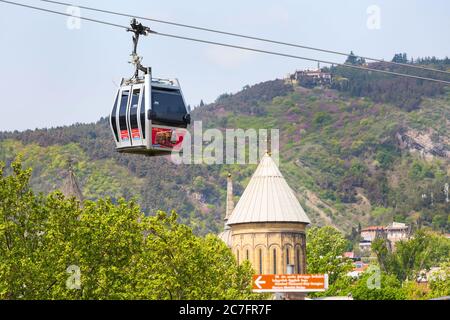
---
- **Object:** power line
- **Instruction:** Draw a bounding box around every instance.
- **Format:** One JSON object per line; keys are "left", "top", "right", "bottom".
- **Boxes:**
{"left": 40, "top": 0, "right": 450, "bottom": 76}
{"left": 0, "top": 0, "right": 128, "bottom": 30}
{"left": 155, "top": 33, "right": 450, "bottom": 85}
{"left": 1, "top": 0, "right": 450, "bottom": 85}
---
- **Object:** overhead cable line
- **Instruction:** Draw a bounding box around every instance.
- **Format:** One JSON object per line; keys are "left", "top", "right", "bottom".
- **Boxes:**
{"left": 40, "top": 0, "right": 450, "bottom": 76}
{"left": 1, "top": 0, "right": 450, "bottom": 85}
{"left": 0, "top": 0, "right": 127, "bottom": 29}
{"left": 155, "top": 32, "right": 450, "bottom": 85}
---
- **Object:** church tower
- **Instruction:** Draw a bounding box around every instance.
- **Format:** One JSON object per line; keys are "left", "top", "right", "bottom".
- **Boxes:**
{"left": 219, "top": 174, "right": 234, "bottom": 247}
{"left": 61, "top": 160, "right": 84, "bottom": 202}
{"left": 221, "top": 153, "right": 310, "bottom": 275}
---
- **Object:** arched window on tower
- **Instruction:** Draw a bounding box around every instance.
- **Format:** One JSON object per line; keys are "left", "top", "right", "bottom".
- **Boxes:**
{"left": 236, "top": 249, "right": 239, "bottom": 265}
{"left": 273, "top": 249, "right": 277, "bottom": 274}
{"left": 246, "top": 250, "right": 249, "bottom": 261}
{"left": 296, "top": 248, "right": 301, "bottom": 273}
{"left": 286, "top": 247, "right": 290, "bottom": 266}
{"left": 259, "top": 249, "right": 263, "bottom": 274}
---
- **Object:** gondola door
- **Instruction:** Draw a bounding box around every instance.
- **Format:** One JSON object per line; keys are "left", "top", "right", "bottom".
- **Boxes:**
{"left": 116, "top": 86, "right": 133, "bottom": 148}
{"left": 127, "top": 84, "right": 144, "bottom": 147}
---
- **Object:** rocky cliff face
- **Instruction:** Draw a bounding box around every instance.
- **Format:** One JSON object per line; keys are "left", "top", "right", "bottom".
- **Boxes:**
{"left": 397, "top": 129, "right": 450, "bottom": 160}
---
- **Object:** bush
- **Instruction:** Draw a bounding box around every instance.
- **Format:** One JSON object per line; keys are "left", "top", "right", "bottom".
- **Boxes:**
{"left": 352, "top": 271, "right": 406, "bottom": 300}
{"left": 313, "top": 112, "right": 332, "bottom": 127}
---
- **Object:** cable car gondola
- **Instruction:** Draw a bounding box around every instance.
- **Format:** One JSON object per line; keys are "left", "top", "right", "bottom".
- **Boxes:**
{"left": 110, "top": 19, "right": 191, "bottom": 157}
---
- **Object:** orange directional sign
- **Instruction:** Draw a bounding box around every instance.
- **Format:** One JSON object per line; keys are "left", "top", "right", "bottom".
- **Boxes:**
{"left": 252, "top": 274, "right": 329, "bottom": 293}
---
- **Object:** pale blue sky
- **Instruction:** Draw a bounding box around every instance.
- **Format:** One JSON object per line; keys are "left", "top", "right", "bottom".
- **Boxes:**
{"left": 0, "top": 0, "right": 449, "bottom": 131}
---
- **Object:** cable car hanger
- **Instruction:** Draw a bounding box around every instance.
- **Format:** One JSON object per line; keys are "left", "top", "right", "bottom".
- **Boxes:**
{"left": 127, "top": 18, "right": 153, "bottom": 79}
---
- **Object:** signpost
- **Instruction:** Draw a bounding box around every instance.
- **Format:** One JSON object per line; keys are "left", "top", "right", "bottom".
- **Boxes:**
{"left": 252, "top": 274, "right": 328, "bottom": 293}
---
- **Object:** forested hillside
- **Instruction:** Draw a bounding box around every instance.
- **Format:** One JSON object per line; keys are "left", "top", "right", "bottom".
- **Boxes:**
{"left": 1, "top": 57, "right": 449, "bottom": 236}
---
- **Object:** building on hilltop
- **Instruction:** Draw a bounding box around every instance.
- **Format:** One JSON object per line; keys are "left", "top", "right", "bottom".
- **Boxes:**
{"left": 360, "top": 226, "right": 386, "bottom": 242}
{"left": 386, "top": 222, "right": 409, "bottom": 244}
{"left": 359, "top": 222, "right": 410, "bottom": 252}
{"left": 219, "top": 153, "right": 311, "bottom": 275}
{"left": 286, "top": 69, "right": 332, "bottom": 87}
{"left": 385, "top": 222, "right": 410, "bottom": 250}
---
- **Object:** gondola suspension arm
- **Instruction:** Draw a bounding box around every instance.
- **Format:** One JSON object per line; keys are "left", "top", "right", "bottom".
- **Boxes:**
{"left": 127, "top": 18, "right": 153, "bottom": 78}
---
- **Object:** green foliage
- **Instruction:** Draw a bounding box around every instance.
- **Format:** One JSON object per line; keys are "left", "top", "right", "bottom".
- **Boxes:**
{"left": 372, "top": 230, "right": 450, "bottom": 282}
{"left": 392, "top": 53, "right": 409, "bottom": 64}
{"left": 409, "top": 160, "right": 435, "bottom": 180}
{"left": 0, "top": 140, "right": 143, "bottom": 202}
{"left": 313, "top": 112, "right": 332, "bottom": 127}
{"left": 1, "top": 70, "right": 449, "bottom": 235}
{"left": 0, "top": 62, "right": 449, "bottom": 300}
{"left": 402, "top": 281, "right": 430, "bottom": 300}
{"left": 371, "top": 207, "right": 392, "bottom": 219}
{"left": 427, "top": 262, "right": 450, "bottom": 298}
{"left": 375, "top": 146, "right": 397, "bottom": 169}
{"left": 351, "top": 271, "right": 406, "bottom": 300}
{"left": 0, "top": 159, "right": 257, "bottom": 300}
{"left": 349, "top": 159, "right": 368, "bottom": 177}
{"left": 332, "top": 57, "right": 446, "bottom": 111}
{"left": 330, "top": 256, "right": 449, "bottom": 300}
{"left": 345, "top": 51, "right": 366, "bottom": 66}
{"left": 135, "top": 213, "right": 257, "bottom": 300}
{"left": 308, "top": 228, "right": 450, "bottom": 300}
{"left": 306, "top": 226, "right": 353, "bottom": 289}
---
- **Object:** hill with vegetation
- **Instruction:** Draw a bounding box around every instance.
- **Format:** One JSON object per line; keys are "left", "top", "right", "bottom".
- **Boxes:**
{"left": 1, "top": 55, "right": 449, "bottom": 237}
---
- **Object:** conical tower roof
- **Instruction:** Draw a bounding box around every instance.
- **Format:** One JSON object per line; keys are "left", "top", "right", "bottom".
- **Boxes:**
{"left": 61, "top": 163, "right": 84, "bottom": 202}
{"left": 227, "top": 153, "right": 310, "bottom": 226}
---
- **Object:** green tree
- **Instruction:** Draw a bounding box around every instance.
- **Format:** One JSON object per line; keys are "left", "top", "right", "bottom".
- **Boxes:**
{"left": 427, "top": 262, "right": 450, "bottom": 298}
{"left": 313, "top": 112, "right": 332, "bottom": 127}
{"left": 392, "top": 53, "right": 408, "bottom": 64}
{"left": 372, "top": 230, "right": 450, "bottom": 282}
{"left": 351, "top": 271, "right": 406, "bottom": 300}
{"left": 135, "top": 211, "right": 257, "bottom": 300}
{"left": 371, "top": 238, "right": 393, "bottom": 273}
{"left": 0, "top": 158, "right": 257, "bottom": 300}
{"left": 345, "top": 51, "right": 366, "bottom": 65}
{"left": 346, "top": 51, "right": 358, "bottom": 65}
{"left": 403, "top": 280, "right": 430, "bottom": 300}
{"left": 307, "top": 226, "right": 353, "bottom": 296}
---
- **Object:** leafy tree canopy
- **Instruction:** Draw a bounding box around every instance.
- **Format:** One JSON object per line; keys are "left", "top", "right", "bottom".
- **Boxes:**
{"left": 351, "top": 271, "right": 406, "bottom": 300}
{"left": 0, "top": 158, "right": 257, "bottom": 300}
{"left": 372, "top": 229, "right": 450, "bottom": 282}
{"left": 306, "top": 226, "right": 353, "bottom": 296}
